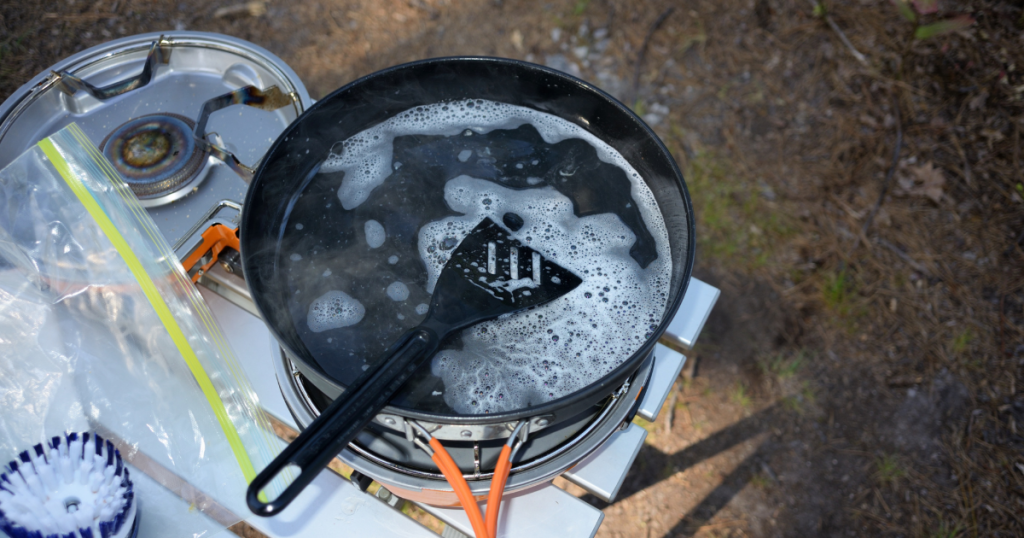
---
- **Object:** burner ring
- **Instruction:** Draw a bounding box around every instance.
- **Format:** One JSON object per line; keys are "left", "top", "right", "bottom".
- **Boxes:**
{"left": 100, "top": 113, "right": 208, "bottom": 199}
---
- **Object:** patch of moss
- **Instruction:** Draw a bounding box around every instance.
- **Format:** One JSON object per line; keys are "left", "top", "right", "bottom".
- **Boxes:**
{"left": 730, "top": 382, "right": 752, "bottom": 409}
{"left": 874, "top": 453, "right": 906, "bottom": 486}
{"left": 678, "top": 149, "right": 794, "bottom": 271}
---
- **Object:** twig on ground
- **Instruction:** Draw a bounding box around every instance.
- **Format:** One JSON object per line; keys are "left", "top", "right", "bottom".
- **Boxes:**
{"left": 681, "top": 354, "right": 698, "bottom": 380}
{"left": 689, "top": 519, "right": 747, "bottom": 531}
{"left": 405, "top": 0, "right": 439, "bottom": 18}
{"left": 212, "top": 1, "right": 266, "bottom": 19}
{"left": 42, "top": 12, "right": 118, "bottom": 21}
{"left": 950, "top": 133, "right": 973, "bottom": 187}
{"left": 682, "top": 402, "right": 693, "bottom": 428}
{"left": 808, "top": 1, "right": 869, "bottom": 66}
{"left": 853, "top": 100, "right": 902, "bottom": 252}
{"left": 847, "top": 508, "right": 901, "bottom": 531}
{"left": 874, "top": 488, "right": 892, "bottom": 516}
{"left": 876, "top": 238, "right": 930, "bottom": 276}
{"left": 664, "top": 388, "right": 678, "bottom": 434}
{"left": 627, "top": 7, "right": 675, "bottom": 106}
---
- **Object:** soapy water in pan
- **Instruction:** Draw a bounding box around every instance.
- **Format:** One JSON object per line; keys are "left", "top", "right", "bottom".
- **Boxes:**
{"left": 281, "top": 99, "right": 672, "bottom": 415}
{"left": 423, "top": 177, "right": 668, "bottom": 413}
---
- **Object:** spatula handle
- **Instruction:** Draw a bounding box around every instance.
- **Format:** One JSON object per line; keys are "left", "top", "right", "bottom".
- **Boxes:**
{"left": 246, "top": 327, "right": 440, "bottom": 516}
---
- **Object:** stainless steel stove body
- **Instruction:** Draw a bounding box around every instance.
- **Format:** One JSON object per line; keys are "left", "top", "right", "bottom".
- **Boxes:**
{"left": 197, "top": 279, "right": 727, "bottom": 538}
{"left": 0, "top": 32, "right": 312, "bottom": 274}
{"left": 277, "top": 339, "right": 652, "bottom": 505}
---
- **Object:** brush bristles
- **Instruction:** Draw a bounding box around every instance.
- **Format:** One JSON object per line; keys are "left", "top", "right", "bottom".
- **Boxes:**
{"left": 0, "top": 432, "right": 134, "bottom": 538}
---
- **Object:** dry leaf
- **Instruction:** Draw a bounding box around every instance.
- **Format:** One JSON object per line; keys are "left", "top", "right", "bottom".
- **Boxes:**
{"left": 910, "top": 162, "right": 946, "bottom": 203}
{"left": 859, "top": 114, "right": 879, "bottom": 129}
{"left": 896, "top": 174, "right": 915, "bottom": 193}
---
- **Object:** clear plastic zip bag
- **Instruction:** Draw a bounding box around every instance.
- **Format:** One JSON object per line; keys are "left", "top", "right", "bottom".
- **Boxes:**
{"left": 0, "top": 124, "right": 287, "bottom": 537}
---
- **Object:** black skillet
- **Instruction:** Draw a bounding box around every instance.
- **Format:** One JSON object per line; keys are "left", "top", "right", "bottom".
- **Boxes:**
{"left": 239, "top": 57, "right": 696, "bottom": 514}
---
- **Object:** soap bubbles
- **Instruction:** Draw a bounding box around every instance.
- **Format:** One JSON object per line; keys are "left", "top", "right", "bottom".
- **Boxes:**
{"left": 307, "top": 290, "right": 366, "bottom": 332}
{"left": 318, "top": 99, "right": 674, "bottom": 415}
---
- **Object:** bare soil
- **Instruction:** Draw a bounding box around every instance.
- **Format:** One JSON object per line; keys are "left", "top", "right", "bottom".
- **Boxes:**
{"left": 3, "top": 0, "right": 1022, "bottom": 536}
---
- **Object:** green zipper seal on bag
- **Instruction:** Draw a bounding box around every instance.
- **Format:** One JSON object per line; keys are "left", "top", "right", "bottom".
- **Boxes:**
{"left": 37, "top": 136, "right": 259, "bottom": 489}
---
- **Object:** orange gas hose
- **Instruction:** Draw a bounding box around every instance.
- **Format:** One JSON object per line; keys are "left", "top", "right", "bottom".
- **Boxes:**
{"left": 485, "top": 444, "right": 513, "bottom": 537}
{"left": 429, "top": 438, "right": 491, "bottom": 538}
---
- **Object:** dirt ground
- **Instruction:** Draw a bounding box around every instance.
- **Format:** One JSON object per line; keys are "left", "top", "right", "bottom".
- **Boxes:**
{"left": 2, "top": 0, "right": 1023, "bottom": 536}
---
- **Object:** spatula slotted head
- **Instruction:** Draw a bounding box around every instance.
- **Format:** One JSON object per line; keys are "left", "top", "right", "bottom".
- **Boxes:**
{"left": 426, "top": 218, "right": 582, "bottom": 333}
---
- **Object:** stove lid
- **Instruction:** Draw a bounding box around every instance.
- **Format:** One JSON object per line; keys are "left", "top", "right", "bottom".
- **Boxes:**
{"left": 0, "top": 31, "right": 312, "bottom": 190}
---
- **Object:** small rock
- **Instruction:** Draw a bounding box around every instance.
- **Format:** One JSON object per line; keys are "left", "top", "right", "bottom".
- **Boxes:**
{"left": 544, "top": 54, "right": 581, "bottom": 76}
{"left": 595, "top": 70, "right": 625, "bottom": 100}
{"left": 510, "top": 29, "right": 524, "bottom": 52}
{"left": 641, "top": 102, "right": 670, "bottom": 127}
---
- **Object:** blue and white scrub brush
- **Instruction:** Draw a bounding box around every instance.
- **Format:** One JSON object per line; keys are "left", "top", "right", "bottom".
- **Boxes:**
{"left": 0, "top": 432, "right": 136, "bottom": 538}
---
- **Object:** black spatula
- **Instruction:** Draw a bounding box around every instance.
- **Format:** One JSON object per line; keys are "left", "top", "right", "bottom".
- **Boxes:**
{"left": 247, "top": 217, "right": 582, "bottom": 515}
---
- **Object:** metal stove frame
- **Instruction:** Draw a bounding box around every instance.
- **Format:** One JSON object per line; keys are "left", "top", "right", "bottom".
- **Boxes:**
{"left": 197, "top": 266, "right": 718, "bottom": 538}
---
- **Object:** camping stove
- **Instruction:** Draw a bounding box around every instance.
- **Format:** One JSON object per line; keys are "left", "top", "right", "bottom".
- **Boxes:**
{"left": 0, "top": 32, "right": 312, "bottom": 286}
{"left": 0, "top": 32, "right": 720, "bottom": 538}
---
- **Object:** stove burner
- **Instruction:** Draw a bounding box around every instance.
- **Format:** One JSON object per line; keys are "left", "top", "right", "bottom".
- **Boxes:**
{"left": 100, "top": 113, "right": 207, "bottom": 199}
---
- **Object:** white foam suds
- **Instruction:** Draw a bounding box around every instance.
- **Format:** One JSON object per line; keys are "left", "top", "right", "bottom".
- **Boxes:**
{"left": 420, "top": 175, "right": 670, "bottom": 414}
{"left": 416, "top": 303, "right": 429, "bottom": 315}
{"left": 307, "top": 290, "right": 365, "bottom": 332}
{"left": 290, "top": 253, "right": 302, "bottom": 261}
{"left": 386, "top": 281, "right": 410, "bottom": 301}
{"left": 323, "top": 269, "right": 332, "bottom": 277}
{"left": 364, "top": 219, "right": 386, "bottom": 248}
{"left": 388, "top": 255, "right": 399, "bottom": 264}
{"left": 295, "top": 223, "right": 304, "bottom": 230}
{"left": 321, "top": 99, "right": 661, "bottom": 215}
{"left": 320, "top": 99, "right": 673, "bottom": 414}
